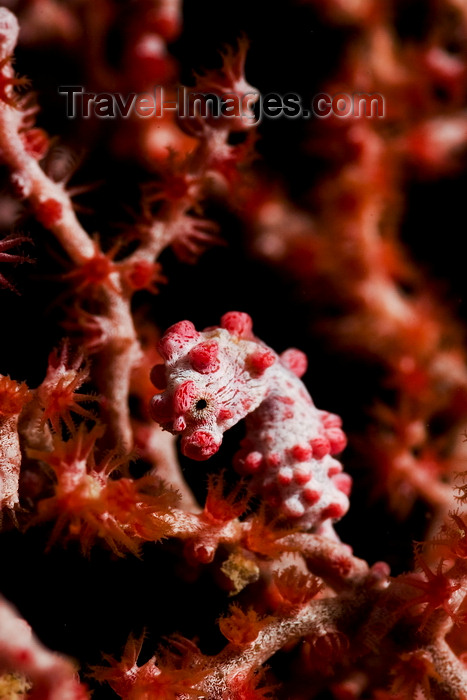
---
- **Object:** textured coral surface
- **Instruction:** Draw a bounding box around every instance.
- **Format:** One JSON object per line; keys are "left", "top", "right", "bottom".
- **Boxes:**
{"left": 1, "top": 1, "right": 467, "bottom": 699}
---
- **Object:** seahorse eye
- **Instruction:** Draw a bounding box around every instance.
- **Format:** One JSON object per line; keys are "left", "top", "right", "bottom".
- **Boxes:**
{"left": 195, "top": 398, "right": 208, "bottom": 411}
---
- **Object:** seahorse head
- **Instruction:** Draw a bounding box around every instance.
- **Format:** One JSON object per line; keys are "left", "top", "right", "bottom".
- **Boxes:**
{"left": 149, "top": 312, "right": 276, "bottom": 460}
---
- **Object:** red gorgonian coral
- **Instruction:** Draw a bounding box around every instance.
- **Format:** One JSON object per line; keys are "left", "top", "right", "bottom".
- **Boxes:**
{"left": 1, "top": 1, "right": 467, "bottom": 699}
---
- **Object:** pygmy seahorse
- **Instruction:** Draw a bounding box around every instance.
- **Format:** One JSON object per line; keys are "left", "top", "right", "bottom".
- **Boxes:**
{"left": 150, "top": 311, "right": 351, "bottom": 529}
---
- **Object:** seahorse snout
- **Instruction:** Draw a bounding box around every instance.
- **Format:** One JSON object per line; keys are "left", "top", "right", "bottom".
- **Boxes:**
{"left": 181, "top": 429, "right": 223, "bottom": 461}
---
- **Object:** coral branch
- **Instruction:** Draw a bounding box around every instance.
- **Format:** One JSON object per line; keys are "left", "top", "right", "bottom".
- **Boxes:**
{"left": 0, "top": 374, "right": 30, "bottom": 510}
{"left": 0, "top": 596, "right": 89, "bottom": 700}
